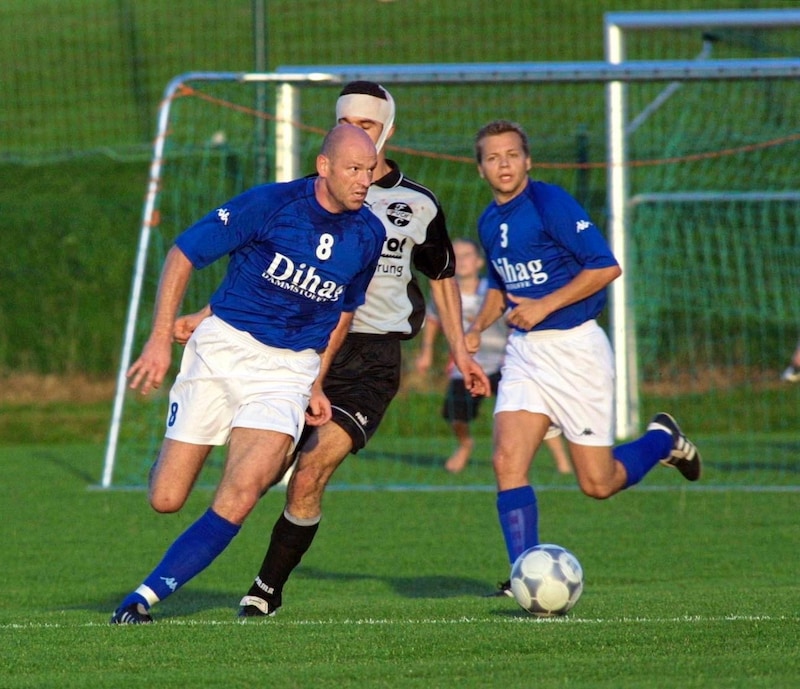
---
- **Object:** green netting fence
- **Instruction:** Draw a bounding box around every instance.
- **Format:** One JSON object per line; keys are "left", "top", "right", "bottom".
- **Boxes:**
{"left": 106, "top": 72, "right": 800, "bottom": 489}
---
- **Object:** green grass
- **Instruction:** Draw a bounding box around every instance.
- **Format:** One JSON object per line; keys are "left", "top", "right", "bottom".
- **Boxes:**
{"left": 103, "top": 383, "right": 800, "bottom": 489}
{"left": 0, "top": 160, "right": 146, "bottom": 374}
{"left": 4, "top": 387, "right": 799, "bottom": 489}
{"left": 0, "top": 442, "right": 797, "bottom": 688}
{"left": 0, "top": 400, "right": 112, "bottom": 445}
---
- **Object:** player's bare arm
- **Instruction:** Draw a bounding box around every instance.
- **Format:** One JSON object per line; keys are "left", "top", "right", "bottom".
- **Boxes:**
{"left": 414, "top": 314, "right": 441, "bottom": 374}
{"left": 506, "top": 265, "right": 621, "bottom": 331}
{"left": 304, "top": 311, "right": 355, "bottom": 426}
{"left": 127, "top": 245, "right": 194, "bottom": 395}
{"left": 429, "top": 277, "right": 491, "bottom": 396}
{"left": 465, "top": 287, "right": 507, "bottom": 354}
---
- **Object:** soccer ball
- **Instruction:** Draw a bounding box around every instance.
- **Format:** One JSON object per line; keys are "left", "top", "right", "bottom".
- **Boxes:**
{"left": 509, "top": 544, "right": 584, "bottom": 617}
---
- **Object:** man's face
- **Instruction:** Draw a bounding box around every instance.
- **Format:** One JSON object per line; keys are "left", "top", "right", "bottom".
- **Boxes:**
{"left": 337, "top": 115, "right": 384, "bottom": 148}
{"left": 476, "top": 131, "right": 532, "bottom": 204}
{"left": 317, "top": 129, "right": 376, "bottom": 212}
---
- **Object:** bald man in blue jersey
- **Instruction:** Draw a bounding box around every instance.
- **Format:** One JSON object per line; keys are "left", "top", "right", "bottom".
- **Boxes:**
{"left": 466, "top": 120, "right": 702, "bottom": 596}
{"left": 174, "top": 82, "right": 489, "bottom": 619}
{"left": 110, "top": 124, "right": 385, "bottom": 624}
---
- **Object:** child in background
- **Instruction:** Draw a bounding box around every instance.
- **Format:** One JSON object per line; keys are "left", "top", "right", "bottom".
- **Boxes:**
{"left": 781, "top": 338, "right": 800, "bottom": 382}
{"left": 416, "top": 238, "right": 572, "bottom": 475}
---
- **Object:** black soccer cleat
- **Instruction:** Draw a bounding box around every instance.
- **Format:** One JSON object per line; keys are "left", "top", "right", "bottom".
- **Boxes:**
{"left": 237, "top": 595, "right": 281, "bottom": 618}
{"left": 649, "top": 412, "right": 702, "bottom": 481}
{"left": 484, "top": 579, "right": 514, "bottom": 598}
{"left": 110, "top": 602, "right": 153, "bottom": 625}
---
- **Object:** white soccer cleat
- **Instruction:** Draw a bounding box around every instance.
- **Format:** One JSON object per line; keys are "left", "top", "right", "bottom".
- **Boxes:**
{"left": 781, "top": 366, "right": 800, "bottom": 383}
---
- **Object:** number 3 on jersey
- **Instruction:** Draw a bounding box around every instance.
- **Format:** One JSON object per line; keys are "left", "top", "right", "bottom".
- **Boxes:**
{"left": 316, "top": 233, "right": 334, "bottom": 260}
{"left": 499, "top": 223, "right": 509, "bottom": 248}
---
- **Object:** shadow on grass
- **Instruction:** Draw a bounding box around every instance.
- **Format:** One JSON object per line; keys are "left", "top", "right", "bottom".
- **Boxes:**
{"left": 86, "top": 568, "right": 506, "bottom": 620}
{"left": 88, "top": 591, "right": 242, "bottom": 619}
{"left": 294, "top": 565, "right": 495, "bottom": 599}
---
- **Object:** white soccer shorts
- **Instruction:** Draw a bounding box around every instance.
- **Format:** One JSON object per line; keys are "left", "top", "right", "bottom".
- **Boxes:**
{"left": 164, "top": 315, "right": 320, "bottom": 449}
{"left": 494, "top": 319, "right": 615, "bottom": 446}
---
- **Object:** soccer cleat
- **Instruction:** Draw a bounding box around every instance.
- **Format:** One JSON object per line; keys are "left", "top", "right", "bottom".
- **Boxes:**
{"left": 237, "top": 595, "right": 280, "bottom": 618}
{"left": 648, "top": 412, "right": 702, "bottom": 482}
{"left": 781, "top": 366, "right": 800, "bottom": 383}
{"left": 485, "top": 579, "right": 514, "bottom": 598}
{"left": 110, "top": 602, "right": 153, "bottom": 625}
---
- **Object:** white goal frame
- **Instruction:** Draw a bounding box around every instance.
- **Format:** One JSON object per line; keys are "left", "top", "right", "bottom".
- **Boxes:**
{"left": 101, "top": 9, "right": 800, "bottom": 487}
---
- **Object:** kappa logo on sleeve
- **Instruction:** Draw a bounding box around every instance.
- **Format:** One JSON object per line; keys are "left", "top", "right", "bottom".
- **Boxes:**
{"left": 216, "top": 207, "right": 231, "bottom": 225}
{"left": 576, "top": 220, "right": 592, "bottom": 232}
{"left": 160, "top": 576, "right": 178, "bottom": 592}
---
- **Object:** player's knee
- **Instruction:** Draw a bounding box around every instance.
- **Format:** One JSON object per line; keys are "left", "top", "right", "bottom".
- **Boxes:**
{"left": 492, "top": 452, "right": 527, "bottom": 485}
{"left": 148, "top": 490, "right": 186, "bottom": 513}
{"left": 289, "top": 469, "right": 324, "bottom": 501}
{"left": 578, "top": 480, "right": 615, "bottom": 500}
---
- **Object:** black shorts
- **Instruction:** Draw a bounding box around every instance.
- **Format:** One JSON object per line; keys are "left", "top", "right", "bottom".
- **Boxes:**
{"left": 300, "top": 333, "right": 402, "bottom": 453}
{"left": 441, "top": 371, "right": 501, "bottom": 424}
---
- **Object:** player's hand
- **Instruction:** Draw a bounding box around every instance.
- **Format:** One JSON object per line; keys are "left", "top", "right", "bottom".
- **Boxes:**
{"left": 173, "top": 305, "right": 212, "bottom": 345}
{"left": 453, "top": 353, "right": 491, "bottom": 398}
{"left": 305, "top": 387, "right": 332, "bottom": 426}
{"left": 506, "top": 294, "right": 547, "bottom": 331}
{"left": 465, "top": 330, "right": 481, "bottom": 355}
{"left": 127, "top": 335, "right": 173, "bottom": 395}
{"left": 415, "top": 349, "right": 433, "bottom": 375}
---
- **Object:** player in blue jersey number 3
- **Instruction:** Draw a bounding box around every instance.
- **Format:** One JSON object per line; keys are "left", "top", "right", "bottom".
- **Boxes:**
{"left": 466, "top": 120, "right": 703, "bottom": 596}
{"left": 109, "top": 124, "right": 385, "bottom": 624}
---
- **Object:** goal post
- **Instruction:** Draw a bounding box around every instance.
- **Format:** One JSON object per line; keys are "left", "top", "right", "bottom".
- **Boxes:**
{"left": 101, "top": 22, "right": 800, "bottom": 489}
{"left": 101, "top": 70, "right": 342, "bottom": 489}
{"left": 603, "top": 8, "right": 800, "bottom": 438}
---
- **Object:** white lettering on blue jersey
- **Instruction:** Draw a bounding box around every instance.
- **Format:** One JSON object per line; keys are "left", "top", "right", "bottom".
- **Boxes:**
{"left": 478, "top": 180, "right": 618, "bottom": 331}
{"left": 176, "top": 177, "right": 385, "bottom": 351}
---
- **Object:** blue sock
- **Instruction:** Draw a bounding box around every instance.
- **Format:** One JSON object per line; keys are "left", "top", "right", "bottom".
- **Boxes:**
{"left": 615, "top": 428, "right": 672, "bottom": 488}
{"left": 122, "top": 508, "right": 240, "bottom": 609}
{"left": 497, "top": 485, "right": 538, "bottom": 565}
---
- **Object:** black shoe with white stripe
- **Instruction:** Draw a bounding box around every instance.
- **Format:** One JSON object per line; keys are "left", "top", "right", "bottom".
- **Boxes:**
{"left": 649, "top": 412, "right": 702, "bottom": 482}
{"left": 110, "top": 602, "right": 153, "bottom": 625}
{"left": 238, "top": 595, "right": 281, "bottom": 618}
{"left": 485, "top": 579, "right": 513, "bottom": 598}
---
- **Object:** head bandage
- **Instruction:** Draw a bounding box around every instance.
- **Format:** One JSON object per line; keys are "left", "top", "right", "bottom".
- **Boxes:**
{"left": 335, "top": 89, "right": 395, "bottom": 153}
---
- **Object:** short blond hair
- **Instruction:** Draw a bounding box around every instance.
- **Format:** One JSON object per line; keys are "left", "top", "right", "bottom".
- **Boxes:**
{"left": 474, "top": 119, "right": 530, "bottom": 163}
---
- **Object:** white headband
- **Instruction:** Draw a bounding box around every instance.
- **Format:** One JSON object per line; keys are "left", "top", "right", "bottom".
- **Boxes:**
{"left": 335, "top": 91, "right": 396, "bottom": 153}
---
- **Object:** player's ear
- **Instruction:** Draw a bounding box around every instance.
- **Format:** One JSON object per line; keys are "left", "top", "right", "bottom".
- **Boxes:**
{"left": 525, "top": 156, "right": 532, "bottom": 172}
{"left": 476, "top": 164, "right": 485, "bottom": 179}
{"left": 316, "top": 153, "right": 329, "bottom": 178}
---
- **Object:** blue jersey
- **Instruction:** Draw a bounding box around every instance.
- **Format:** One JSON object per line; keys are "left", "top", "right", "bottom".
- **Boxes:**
{"left": 176, "top": 177, "right": 385, "bottom": 351}
{"left": 478, "top": 179, "right": 619, "bottom": 332}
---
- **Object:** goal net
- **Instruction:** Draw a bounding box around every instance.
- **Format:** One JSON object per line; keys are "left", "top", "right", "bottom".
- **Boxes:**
{"left": 102, "top": 51, "right": 800, "bottom": 490}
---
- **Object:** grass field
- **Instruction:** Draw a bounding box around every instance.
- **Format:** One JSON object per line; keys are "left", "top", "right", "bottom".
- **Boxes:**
{"left": 1, "top": 441, "right": 797, "bottom": 688}
{"left": 3, "top": 4, "right": 799, "bottom": 685}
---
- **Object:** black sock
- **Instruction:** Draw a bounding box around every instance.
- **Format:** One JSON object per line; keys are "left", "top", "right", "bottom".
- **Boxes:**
{"left": 247, "top": 511, "right": 320, "bottom": 602}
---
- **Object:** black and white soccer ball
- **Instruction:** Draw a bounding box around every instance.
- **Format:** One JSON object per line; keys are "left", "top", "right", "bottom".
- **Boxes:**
{"left": 510, "top": 544, "right": 584, "bottom": 617}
